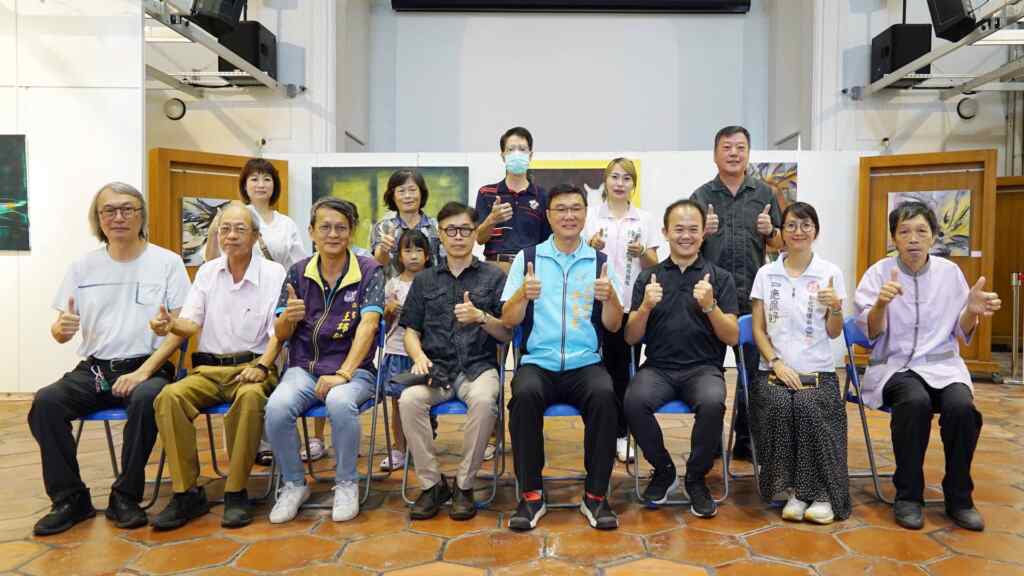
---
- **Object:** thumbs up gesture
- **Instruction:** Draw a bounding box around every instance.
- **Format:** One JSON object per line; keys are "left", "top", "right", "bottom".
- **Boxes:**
{"left": 693, "top": 273, "right": 715, "bottom": 312}
{"left": 594, "top": 263, "right": 614, "bottom": 302}
{"left": 817, "top": 276, "right": 840, "bottom": 314}
{"left": 490, "top": 198, "right": 514, "bottom": 224}
{"left": 877, "top": 267, "right": 904, "bottom": 306}
{"left": 57, "top": 297, "right": 81, "bottom": 339}
{"left": 589, "top": 228, "right": 606, "bottom": 251}
{"left": 523, "top": 262, "right": 542, "bottom": 301}
{"left": 704, "top": 204, "right": 719, "bottom": 236}
{"left": 640, "top": 273, "right": 663, "bottom": 312}
{"left": 756, "top": 204, "right": 774, "bottom": 236}
{"left": 455, "top": 290, "right": 485, "bottom": 325}
{"left": 283, "top": 283, "right": 306, "bottom": 323}
{"left": 149, "top": 304, "right": 173, "bottom": 336}
{"left": 967, "top": 276, "right": 1002, "bottom": 316}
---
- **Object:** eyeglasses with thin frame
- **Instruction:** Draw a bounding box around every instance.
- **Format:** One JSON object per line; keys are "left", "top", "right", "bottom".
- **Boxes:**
{"left": 783, "top": 221, "right": 816, "bottom": 233}
{"left": 442, "top": 226, "right": 475, "bottom": 238}
{"left": 316, "top": 224, "right": 350, "bottom": 236}
{"left": 98, "top": 205, "right": 141, "bottom": 219}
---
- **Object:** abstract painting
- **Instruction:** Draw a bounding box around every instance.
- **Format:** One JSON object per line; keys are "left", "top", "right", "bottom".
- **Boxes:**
{"left": 529, "top": 159, "right": 643, "bottom": 207}
{"left": 0, "top": 135, "right": 29, "bottom": 250}
{"left": 886, "top": 189, "right": 971, "bottom": 257}
{"left": 750, "top": 162, "right": 797, "bottom": 210}
{"left": 312, "top": 166, "right": 469, "bottom": 249}
{"left": 181, "top": 196, "right": 231, "bottom": 266}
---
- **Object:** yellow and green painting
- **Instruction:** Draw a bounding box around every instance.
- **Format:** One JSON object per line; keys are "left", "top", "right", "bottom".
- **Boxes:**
{"left": 0, "top": 135, "right": 29, "bottom": 251}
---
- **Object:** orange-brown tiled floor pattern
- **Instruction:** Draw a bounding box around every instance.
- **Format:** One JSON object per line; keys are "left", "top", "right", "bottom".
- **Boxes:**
{"left": 1, "top": 370, "right": 1022, "bottom": 575}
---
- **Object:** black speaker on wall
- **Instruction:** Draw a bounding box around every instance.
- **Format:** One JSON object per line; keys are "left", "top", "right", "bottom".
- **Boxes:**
{"left": 925, "top": 0, "right": 976, "bottom": 42}
{"left": 191, "top": 0, "right": 246, "bottom": 37}
{"left": 218, "top": 21, "right": 278, "bottom": 84}
{"left": 871, "top": 24, "right": 932, "bottom": 87}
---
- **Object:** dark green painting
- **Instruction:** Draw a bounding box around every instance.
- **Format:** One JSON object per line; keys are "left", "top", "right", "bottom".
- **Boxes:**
{"left": 0, "top": 135, "right": 29, "bottom": 250}
{"left": 312, "top": 166, "right": 469, "bottom": 249}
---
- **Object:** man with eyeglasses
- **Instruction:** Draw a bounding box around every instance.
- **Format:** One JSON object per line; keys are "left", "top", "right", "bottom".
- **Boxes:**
{"left": 396, "top": 201, "right": 510, "bottom": 521}
{"left": 475, "top": 126, "right": 551, "bottom": 274}
{"left": 690, "top": 125, "right": 783, "bottom": 462}
{"left": 501, "top": 184, "right": 624, "bottom": 532}
{"left": 29, "top": 182, "right": 191, "bottom": 536}
{"left": 150, "top": 202, "right": 286, "bottom": 531}
{"left": 265, "top": 197, "right": 385, "bottom": 525}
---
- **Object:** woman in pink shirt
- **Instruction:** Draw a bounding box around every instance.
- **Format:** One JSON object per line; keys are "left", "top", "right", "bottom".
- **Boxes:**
{"left": 854, "top": 201, "right": 1000, "bottom": 532}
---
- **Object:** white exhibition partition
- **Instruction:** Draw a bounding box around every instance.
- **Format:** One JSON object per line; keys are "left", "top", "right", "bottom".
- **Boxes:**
{"left": 277, "top": 150, "right": 872, "bottom": 368}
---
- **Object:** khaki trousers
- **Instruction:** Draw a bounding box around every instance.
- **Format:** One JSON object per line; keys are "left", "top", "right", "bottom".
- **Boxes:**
{"left": 154, "top": 363, "right": 277, "bottom": 493}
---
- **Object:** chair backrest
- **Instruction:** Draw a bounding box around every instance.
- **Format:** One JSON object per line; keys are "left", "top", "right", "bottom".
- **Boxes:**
{"left": 841, "top": 316, "right": 872, "bottom": 404}
{"left": 842, "top": 317, "right": 871, "bottom": 350}
{"left": 738, "top": 314, "right": 753, "bottom": 346}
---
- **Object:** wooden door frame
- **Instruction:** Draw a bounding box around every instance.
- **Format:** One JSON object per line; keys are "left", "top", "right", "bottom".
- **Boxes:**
{"left": 856, "top": 149, "right": 998, "bottom": 377}
{"left": 147, "top": 148, "right": 289, "bottom": 253}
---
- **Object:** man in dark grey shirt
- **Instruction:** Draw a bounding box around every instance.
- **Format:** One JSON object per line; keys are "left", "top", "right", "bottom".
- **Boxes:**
{"left": 690, "top": 125, "right": 783, "bottom": 460}
{"left": 398, "top": 201, "right": 511, "bottom": 522}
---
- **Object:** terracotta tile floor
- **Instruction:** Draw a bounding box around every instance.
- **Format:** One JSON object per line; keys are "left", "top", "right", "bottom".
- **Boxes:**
{"left": 1, "top": 371, "right": 1023, "bottom": 575}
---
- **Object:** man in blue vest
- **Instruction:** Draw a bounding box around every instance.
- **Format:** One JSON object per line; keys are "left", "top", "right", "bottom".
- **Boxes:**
{"left": 501, "top": 184, "right": 623, "bottom": 532}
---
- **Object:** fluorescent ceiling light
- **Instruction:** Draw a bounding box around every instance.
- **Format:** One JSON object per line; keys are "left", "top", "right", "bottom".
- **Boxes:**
{"left": 975, "top": 28, "right": 1024, "bottom": 45}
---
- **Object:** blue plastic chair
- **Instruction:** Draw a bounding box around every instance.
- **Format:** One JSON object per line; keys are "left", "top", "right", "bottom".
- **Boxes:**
{"left": 73, "top": 339, "right": 189, "bottom": 510}
{"left": 724, "top": 315, "right": 763, "bottom": 491}
{"left": 842, "top": 317, "right": 943, "bottom": 505}
{"left": 625, "top": 342, "right": 731, "bottom": 507}
{"left": 399, "top": 342, "right": 509, "bottom": 509}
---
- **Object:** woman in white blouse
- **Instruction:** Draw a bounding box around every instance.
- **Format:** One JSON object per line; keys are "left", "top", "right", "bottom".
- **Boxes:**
{"left": 583, "top": 158, "right": 661, "bottom": 464}
{"left": 750, "top": 201, "right": 849, "bottom": 524}
{"left": 204, "top": 158, "right": 312, "bottom": 463}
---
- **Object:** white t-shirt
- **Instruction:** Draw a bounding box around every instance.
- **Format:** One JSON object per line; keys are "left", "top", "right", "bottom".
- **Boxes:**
{"left": 750, "top": 253, "right": 846, "bottom": 373}
{"left": 180, "top": 252, "right": 286, "bottom": 355}
{"left": 201, "top": 207, "right": 307, "bottom": 272}
{"left": 583, "top": 203, "right": 663, "bottom": 311}
{"left": 53, "top": 244, "right": 191, "bottom": 360}
{"left": 384, "top": 276, "right": 413, "bottom": 356}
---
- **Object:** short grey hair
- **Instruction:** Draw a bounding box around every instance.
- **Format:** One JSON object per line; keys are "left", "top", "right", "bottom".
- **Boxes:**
{"left": 88, "top": 182, "right": 147, "bottom": 243}
{"left": 220, "top": 200, "right": 261, "bottom": 234}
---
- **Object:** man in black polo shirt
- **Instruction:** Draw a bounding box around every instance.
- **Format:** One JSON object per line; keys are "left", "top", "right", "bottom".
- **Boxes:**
{"left": 624, "top": 199, "right": 739, "bottom": 519}
{"left": 474, "top": 126, "right": 550, "bottom": 273}
{"left": 690, "top": 125, "right": 782, "bottom": 460}
{"left": 398, "top": 201, "right": 511, "bottom": 521}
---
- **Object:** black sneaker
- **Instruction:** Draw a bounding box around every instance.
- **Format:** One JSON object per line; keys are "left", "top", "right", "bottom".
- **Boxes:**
{"left": 33, "top": 490, "right": 96, "bottom": 536}
{"left": 152, "top": 486, "right": 211, "bottom": 531}
{"left": 410, "top": 476, "right": 451, "bottom": 520}
{"left": 105, "top": 490, "right": 147, "bottom": 529}
{"left": 894, "top": 499, "right": 924, "bottom": 530}
{"left": 685, "top": 479, "right": 718, "bottom": 518}
{"left": 449, "top": 485, "right": 477, "bottom": 521}
{"left": 642, "top": 463, "right": 680, "bottom": 506}
{"left": 508, "top": 498, "right": 546, "bottom": 531}
{"left": 221, "top": 489, "right": 253, "bottom": 528}
{"left": 580, "top": 495, "right": 618, "bottom": 530}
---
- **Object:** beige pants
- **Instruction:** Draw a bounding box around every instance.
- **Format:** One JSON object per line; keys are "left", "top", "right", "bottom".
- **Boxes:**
{"left": 154, "top": 363, "right": 277, "bottom": 493}
{"left": 399, "top": 369, "right": 499, "bottom": 490}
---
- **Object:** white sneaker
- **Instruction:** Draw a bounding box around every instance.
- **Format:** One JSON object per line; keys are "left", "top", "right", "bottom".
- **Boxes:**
{"left": 269, "top": 481, "right": 311, "bottom": 524}
{"left": 300, "top": 438, "right": 325, "bottom": 462}
{"left": 782, "top": 495, "right": 808, "bottom": 521}
{"left": 379, "top": 449, "right": 406, "bottom": 471}
{"left": 804, "top": 501, "right": 834, "bottom": 525}
{"left": 616, "top": 437, "right": 635, "bottom": 463}
{"left": 482, "top": 443, "right": 497, "bottom": 462}
{"left": 332, "top": 480, "right": 359, "bottom": 522}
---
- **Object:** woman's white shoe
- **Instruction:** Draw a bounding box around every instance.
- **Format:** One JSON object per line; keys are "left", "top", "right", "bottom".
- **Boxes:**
{"left": 804, "top": 501, "right": 834, "bottom": 525}
{"left": 782, "top": 495, "right": 809, "bottom": 521}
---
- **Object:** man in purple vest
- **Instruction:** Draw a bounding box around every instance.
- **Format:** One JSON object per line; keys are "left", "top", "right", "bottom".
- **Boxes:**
{"left": 265, "top": 197, "right": 385, "bottom": 525}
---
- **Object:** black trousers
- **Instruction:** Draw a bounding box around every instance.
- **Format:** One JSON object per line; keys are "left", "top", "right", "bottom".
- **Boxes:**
{"left": 28, "top": 361, "right": 171, "bottom": 504}
{"left": 882, "top": 371, "right": 982, "bottom": 509}
{"left": 602, "top": 314, "right": 641, "bottom": 438}
{"left": 624, "top": 364, "right": 726, "bottom": 481}
{"left": 509, "top": 363, "right": 618, "bottom": 495}
{"left": 731, "top": 341, "right": 759, "bottom": 448}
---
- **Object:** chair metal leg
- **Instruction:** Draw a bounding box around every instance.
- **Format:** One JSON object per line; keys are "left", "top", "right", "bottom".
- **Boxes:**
{"left": 141, "top": 450, "right": 167, "bottom": 510}
{"left": 725, "top": 367, "right": 762, "bottom": 494}
{"left": 103, "top": 421, "right": 120, "bottom": 478}
{"left": 300, "top": 416, "right": 331, "bottom": 483}
{"left": 205, "top": 414, "right": 228, "bottom": 479}
{"left": 74, "top": 420, "right": 84, "bottom": 448}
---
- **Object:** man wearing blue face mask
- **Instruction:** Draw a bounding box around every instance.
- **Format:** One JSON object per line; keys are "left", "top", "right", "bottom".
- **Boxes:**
{"left": 475, "top": 126, "right": 551, "bottom": 275}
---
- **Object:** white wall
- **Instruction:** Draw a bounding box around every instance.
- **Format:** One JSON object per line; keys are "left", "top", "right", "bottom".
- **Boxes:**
{"left": 367, "top": 0, "right": 772, "bottom": 153}
{"left": 811, "top": 0, "right": 1009, "bottom": 167}
{"left": 145, "top": 0, "right": 337, "bottom": 156}
{"left": 0, "top": 0, "right": 144, "bottom": 393}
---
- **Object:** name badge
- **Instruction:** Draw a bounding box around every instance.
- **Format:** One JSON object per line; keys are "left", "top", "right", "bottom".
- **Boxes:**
{"left": 529, "top": 200, "right": 539, "bottom": 210}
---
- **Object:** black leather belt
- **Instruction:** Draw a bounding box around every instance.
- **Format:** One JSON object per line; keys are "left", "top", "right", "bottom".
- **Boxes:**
{"left": 192, "top": 352, "right": 258, "bottom": 368}
{"left": 486, "top": 253, "right": 517, "bottom": 263}
{"left": 88, "top": 355, "right": 149, "bottom": 374}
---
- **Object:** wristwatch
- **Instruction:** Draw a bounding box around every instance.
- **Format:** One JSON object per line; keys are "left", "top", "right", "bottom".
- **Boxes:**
{"left": 701, "top": 299, "right": 717, "bottom": 314}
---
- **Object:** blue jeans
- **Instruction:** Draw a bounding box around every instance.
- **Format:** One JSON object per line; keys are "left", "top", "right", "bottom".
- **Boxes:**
{"left": 265, "top": 366, "right": 376, "bottom": 484}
